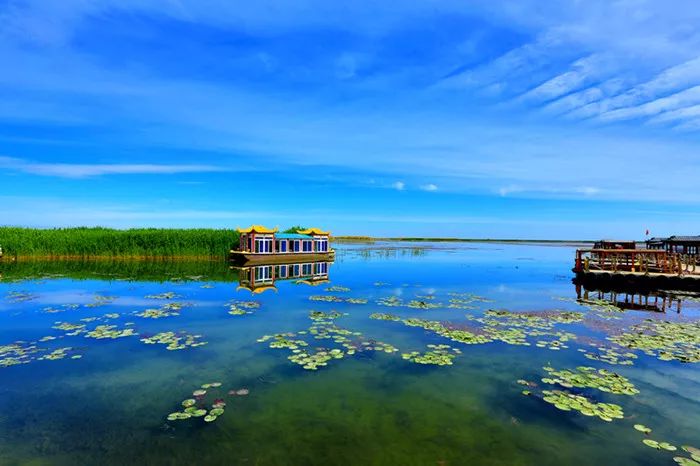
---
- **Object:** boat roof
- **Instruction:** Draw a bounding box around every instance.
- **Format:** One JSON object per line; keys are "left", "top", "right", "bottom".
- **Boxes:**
{"left": 276, "top": 233, "right": 312, "bottom": 239}
{"left": 236, "top": 285, "right": 278, "bottom": 294}
{"left": 237, "top": 225, "right": 278, "bottom": 234}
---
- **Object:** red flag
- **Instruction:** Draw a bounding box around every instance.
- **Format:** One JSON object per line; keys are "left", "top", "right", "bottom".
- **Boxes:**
{"left": 645, "top": 229, "right": 649, "bottom": 236}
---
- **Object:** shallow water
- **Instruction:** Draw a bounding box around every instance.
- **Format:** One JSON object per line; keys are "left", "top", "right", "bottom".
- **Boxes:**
{"left": 1, "top": 242, "right": 699, "bottom": 466}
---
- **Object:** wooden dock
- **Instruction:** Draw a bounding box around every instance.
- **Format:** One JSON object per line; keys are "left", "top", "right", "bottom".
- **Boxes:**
{"left": 574, "top": 248, "right": 700, "bottom": 290}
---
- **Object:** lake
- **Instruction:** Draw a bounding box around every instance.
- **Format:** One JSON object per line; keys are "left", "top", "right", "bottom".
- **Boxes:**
{"left": 1, "top": 242, "right": 699, "bottom": 466}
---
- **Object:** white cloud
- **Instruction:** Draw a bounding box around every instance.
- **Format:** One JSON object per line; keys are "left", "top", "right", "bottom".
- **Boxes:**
{"left": 648, "top": 104, "right": 700, "bottom": 125}
{"left": 518, "top": 54, "right": 611, "bottom": 102}
{"left": 598, "top": 84, "right": 700, "bottom": 121}
{"left": 0, "top": 156, "right": 226, "bottom": 178}
{"left": 391, "top": 181, "right": 405, "bottom": 190}
{"left": 419, "top": 183, "right": 438, "bottom": 192}
{"left": 570, "top": 56, "right": 700, "bottom": 119}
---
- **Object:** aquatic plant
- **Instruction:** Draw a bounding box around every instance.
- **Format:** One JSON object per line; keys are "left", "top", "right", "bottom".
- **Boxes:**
{"left": 309, "top": 295, "right": 344, "bottom": 303}
{"left": 52, "top": 322, "right": 87, "bottom": 336}
{"left": 634, "top": 424, "right": 652, "bottom": 434}
{"left": 325, "top": 286, "right": 351, "bottom": 292}
{"left": 145, "top": 291, "right": 180, "bottom": 300}
{"left": 0, "top": 342, "right": 41, "bottom": 367}
{"left": 369, "top": 313, "right": 402, "bottom": 321}
{"left": 609, "top": 320, "right": 700, "bottom": 363}
{"left": 642, "top": 439, "right": 677, "bottom": 451}
{"left": 38, "top": 347, "right": 79, "bottom": 361}
{"left": 259, "top": 311, "right": 398, "bottom": 370}
{"left": 309, "top": 295, "right": 367, "bottom": 304}
{"left": 167, "top": 382, "right": 230, "bottom": 424}
{"left": 84, "top": 294, "right": 117, "bottom": 308}
{"left": 140, "top": 331, "right": 207, "bottom": 350}
{"left": 402, "top": 344, "right": 461, "bottom": 366}
{"left": 577, "top": 344, "right": 638, "bottom": 365}
{"left": 541, "top": 366, "right": 639, "bottom": 395}
{"left": 226, "top": 300, "right": 261, "bottom": 316}
{"left": 84, "top": 325, "right": 137, "bottom": 339}
{"left": 309, "top": 310, "right": 345, "bottom": 320}
{"left": 540, "top": 389, "right": 624, "bottom": 421}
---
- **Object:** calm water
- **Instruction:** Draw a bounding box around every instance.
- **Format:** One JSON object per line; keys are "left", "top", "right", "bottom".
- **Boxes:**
{"left": 1, "top": 242, "right": 699, "bottom": 466}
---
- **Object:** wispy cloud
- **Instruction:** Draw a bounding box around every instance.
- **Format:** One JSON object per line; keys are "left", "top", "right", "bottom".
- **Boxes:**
{"left": 419, "top": 183, "right": 438, "bottom": 192}
{"left": 391, "top": 181, "right": 405, "bottom": 191}
{"left": 0, "top": 156, "right": 226, "bottom": 178}
{"left": 569, "top": 56, "right": 700, "bottom": 120}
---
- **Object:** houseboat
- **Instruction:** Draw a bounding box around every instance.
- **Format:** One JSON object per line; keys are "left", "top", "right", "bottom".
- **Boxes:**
{"left": 230, "top": 225, "right": 335, "bottom": 265}
{"left": 232, "top": 261, "right": 332, "bottom": 294}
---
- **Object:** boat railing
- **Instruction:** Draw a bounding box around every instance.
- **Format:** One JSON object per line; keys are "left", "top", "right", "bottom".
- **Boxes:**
{"left": 574, "top": 248, "right": 699, "bottom": 275}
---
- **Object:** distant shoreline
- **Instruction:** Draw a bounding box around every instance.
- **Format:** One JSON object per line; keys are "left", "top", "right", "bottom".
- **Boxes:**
{"left": 333, "top": 236, "right": 596, "bottom": 246}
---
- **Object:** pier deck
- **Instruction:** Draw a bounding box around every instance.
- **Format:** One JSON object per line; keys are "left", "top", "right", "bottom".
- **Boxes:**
{"left": 574, "top": 248, "right": 700, "bottom": 290}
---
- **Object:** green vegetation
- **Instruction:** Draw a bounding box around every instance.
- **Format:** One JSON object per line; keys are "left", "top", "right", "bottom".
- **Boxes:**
{"left": 282, "top": 225, "right": 307, "bottom": 233}
{"left": 0, "top": 259, "right": 236, "bottom": 282}
{"left": 0, "top": 227, "right": 238, "bottom": 258}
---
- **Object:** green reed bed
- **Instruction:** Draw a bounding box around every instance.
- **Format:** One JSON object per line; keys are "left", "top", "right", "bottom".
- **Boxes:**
{"left": 0, "top": 227, "right": 239, "bottom": 259}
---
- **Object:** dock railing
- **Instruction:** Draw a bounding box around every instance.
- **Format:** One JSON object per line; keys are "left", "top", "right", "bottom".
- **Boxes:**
{"left": 574, "top": 249, "right": 698, "bottom": 275}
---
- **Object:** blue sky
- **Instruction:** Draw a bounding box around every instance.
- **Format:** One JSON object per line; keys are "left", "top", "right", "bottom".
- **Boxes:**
{"left": 1, "top": 0, "right": 700, "bottom": 238}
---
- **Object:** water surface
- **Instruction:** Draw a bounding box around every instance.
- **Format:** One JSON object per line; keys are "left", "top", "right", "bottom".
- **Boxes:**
{"left": 1, "top": 242, "right": 699, "bottom": 465}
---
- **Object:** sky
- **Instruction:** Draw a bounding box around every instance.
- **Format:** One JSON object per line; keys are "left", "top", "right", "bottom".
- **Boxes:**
{"left": 1, "top": 0, "right": 700, "bottom": 239}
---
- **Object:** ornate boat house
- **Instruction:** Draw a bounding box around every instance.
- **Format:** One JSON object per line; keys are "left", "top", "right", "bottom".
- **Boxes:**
{"left": 236, "top": 226, "right": 331, "bottom": 255}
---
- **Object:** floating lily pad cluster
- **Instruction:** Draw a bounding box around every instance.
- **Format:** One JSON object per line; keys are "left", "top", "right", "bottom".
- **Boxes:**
{"left": 673, "top": 446, "right": 700, "bottom": 465}
{"left": 84, "top": 294, "right": 117, "bottom": 308}
{"left": 85, "top": 324, "right": 137, "bottom": 340}
{"left": 309, "top": 295, "right": 344, "bottom": 303}
{"left": 135, "top": 306, "right": 181, "bottom": 319}
{"left": 309, "top": 295, "right": 367, "bottom": 304}
{"left": 38, "top": 347, "right": 81, "bottom": 361}
{"left": 52, "top": 322, "right": 87, "bottom": 335}
{"left": 167, "top": 382, "right": 227, "bottom": 423}
{"left": 609, "top": 319, "right": 700, "bottom": 363}
{"left": 258, "top": 333, "right": 309, "bottom": 350}
{"left": 325, "top": 286, "right": 351, "bottom": 292}
{"left": 577, "top": 344, "right": 638, "bottom": 365}
{"left": 145, "top": 291, "right": 180, "bottom": 300}
{"left": 369, "top": 313, "right": 402, "bottom": 321}
{"left": 259, "top": 311, "right": 397, "bottom": 370}
{"left": 141, "top": 331, "right": 207, "bottom": 350}
{"left": 540, "top": 389, "right": 624, "bottom": 421}
{"left": 541, "top": 366, "right": 639, "bottom": 395}
{"left": 226, "top": 300, "right": 261, "bottom": 316}
{"left": 402, "top": 344, "right": 461, "bottom": 365}
{"left": 0, "top": 341, "right": 41, "bottom": 367}
{"left": 42, "top": 303, "right": 80, "bottom": 314}
{"left": 377, "top": 295, "right": 443, "bottom": 309}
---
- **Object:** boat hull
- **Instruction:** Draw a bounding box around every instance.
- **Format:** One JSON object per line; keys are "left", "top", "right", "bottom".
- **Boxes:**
{"left": 229, "top": 250, "right": 335, "bottom": 265}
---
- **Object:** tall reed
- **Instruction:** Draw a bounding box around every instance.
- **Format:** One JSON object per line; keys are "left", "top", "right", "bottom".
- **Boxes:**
{"left": 0, "top": 227, "right": 239, "bottom": 258}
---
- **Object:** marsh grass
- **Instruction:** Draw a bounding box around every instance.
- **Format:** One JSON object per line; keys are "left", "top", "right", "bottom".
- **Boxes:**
{"left": 0, "top": 227, "right": 238, "bottom": 259}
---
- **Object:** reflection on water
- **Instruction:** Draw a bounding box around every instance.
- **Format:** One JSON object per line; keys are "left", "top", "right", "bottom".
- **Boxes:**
{"left": 1, "top": 243, "right": 700, "bottom": 466}
{"left": 233, "top": 261, "right": 332, "bottom": 294}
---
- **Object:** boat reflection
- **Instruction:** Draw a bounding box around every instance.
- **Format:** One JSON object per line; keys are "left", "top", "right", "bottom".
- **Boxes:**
{"left": 232, "top": 261, "right": 332, "bottom": 294}
{"left": 574, "top": 282, "right": 693, "bottom": 313}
